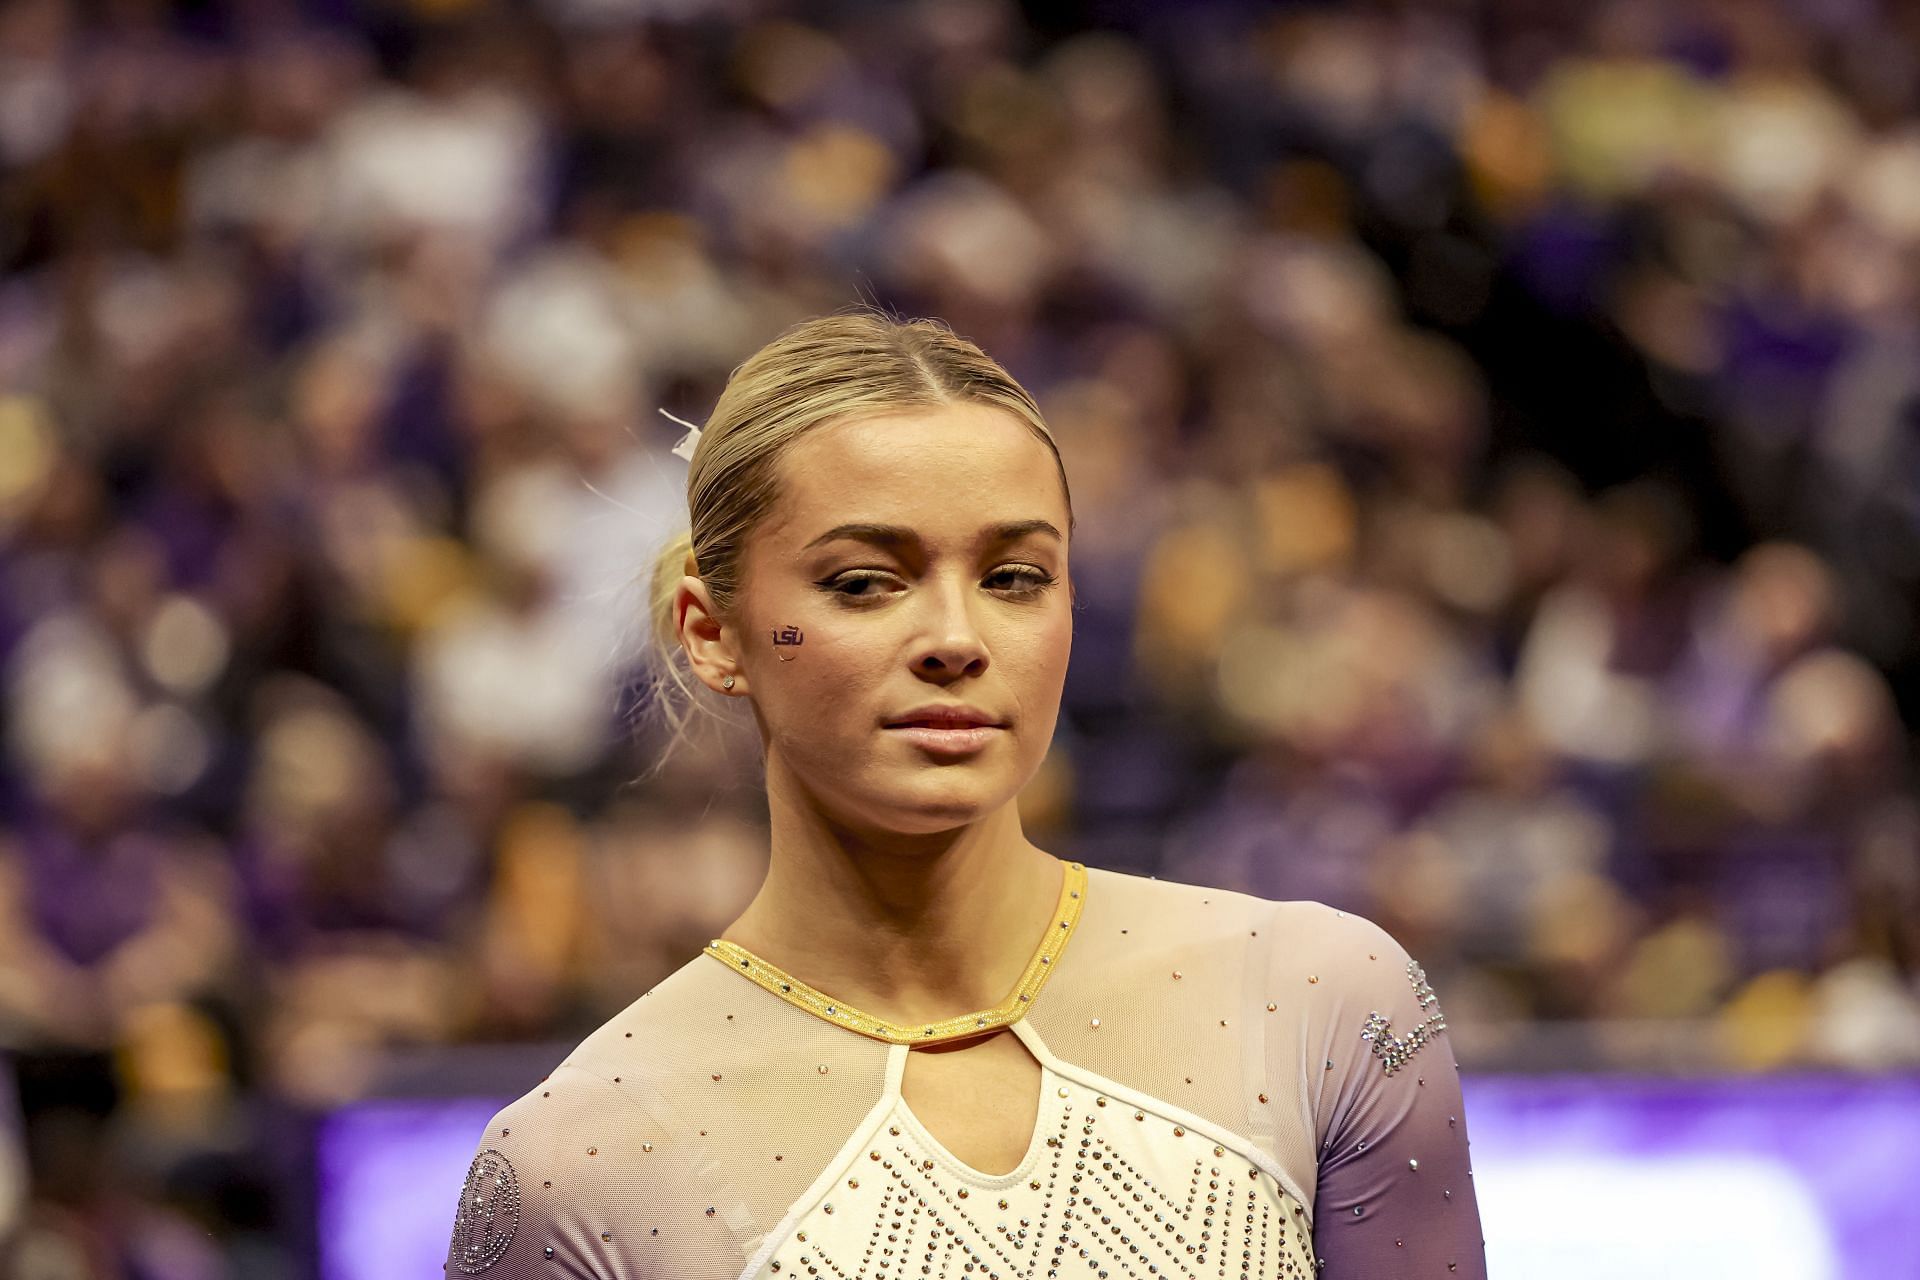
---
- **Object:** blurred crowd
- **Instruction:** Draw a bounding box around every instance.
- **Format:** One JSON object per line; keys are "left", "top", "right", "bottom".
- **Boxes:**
{"left": 3, "top": 0, "right": 1920, "bottom": 1271}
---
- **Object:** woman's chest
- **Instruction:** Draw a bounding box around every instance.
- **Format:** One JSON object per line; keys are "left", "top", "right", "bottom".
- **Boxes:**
{"left": 753, "top": 1041, "right": 1316, "bottom": 1280}
{"left": 897, "top": 1029, "right": 1045, "bottom": 1178}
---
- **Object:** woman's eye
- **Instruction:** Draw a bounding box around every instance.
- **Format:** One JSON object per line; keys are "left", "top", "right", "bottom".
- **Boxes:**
{"left": 824, "top": 571, "right": 900, "bottom": 599}
{"left": 988, "top": 566, "right": 1058, "bottom": 595}
{"left": 820, "top": 566, "right": 1057, "bottom": 601}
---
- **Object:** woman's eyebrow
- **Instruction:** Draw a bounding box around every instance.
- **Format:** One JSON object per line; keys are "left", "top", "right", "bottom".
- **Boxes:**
{"left": 802, "top": 520, "right": 1063, "bottom": 551}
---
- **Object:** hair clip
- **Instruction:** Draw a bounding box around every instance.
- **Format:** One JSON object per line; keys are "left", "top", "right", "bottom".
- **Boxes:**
{"left": 660, "top": 408, "right": 703, "bottom": 461}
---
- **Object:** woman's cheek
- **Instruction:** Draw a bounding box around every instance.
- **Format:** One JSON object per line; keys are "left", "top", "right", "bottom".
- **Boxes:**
{"left": 786, "top": 623, "right": 875, "bottom": 716}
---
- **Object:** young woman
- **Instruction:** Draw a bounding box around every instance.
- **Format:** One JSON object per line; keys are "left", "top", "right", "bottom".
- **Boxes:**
{"left": 444, "top": 312, "right": 1485, "bottom": 1278}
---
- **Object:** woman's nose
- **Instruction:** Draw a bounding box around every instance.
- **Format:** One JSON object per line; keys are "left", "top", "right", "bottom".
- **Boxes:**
{"left": 916, "top": 583, "right": 990, "bottom": 676}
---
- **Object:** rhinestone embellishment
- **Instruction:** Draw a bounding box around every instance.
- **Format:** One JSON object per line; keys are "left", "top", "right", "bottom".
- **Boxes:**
{"left": 773, "top": 1077, "right": 1314, "bottom": 1279}
{"left": 448, "top": 1149, "right": 520, "bottom": 1274}
{"left": 1360, "top": 961, "right": 1449, "bottom": 1076}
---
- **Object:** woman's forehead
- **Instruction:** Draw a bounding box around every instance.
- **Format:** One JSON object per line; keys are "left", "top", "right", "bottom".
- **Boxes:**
{"left": 764, "top": 405, "right": 1070, "bottom": 537}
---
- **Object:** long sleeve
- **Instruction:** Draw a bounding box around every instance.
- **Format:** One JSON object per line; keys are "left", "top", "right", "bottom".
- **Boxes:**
{"left": 1285, "top": 909, "right": 1487, "bottom": 1278}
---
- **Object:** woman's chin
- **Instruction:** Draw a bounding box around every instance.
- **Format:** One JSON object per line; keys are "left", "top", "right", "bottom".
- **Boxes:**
{"left": 852, "top": 773, "right": 1022, "bottom": 835}
{"left": 774, "top": 749, "right": 1031, "bottom": 838}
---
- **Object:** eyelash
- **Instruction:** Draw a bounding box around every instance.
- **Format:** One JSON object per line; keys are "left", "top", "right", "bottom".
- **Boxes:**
{"left": 820, "top": 566, "right": 1058, "bottom": 603}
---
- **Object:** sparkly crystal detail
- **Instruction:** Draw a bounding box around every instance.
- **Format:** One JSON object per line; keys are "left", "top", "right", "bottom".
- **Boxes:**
{"left": 771, "top": 1076, "right": 1316, "bottom": 1279}
{"left": 1359, "top": 961, "right": 1449, "bottom": 1077}
{"left": 448, "top": 1149, "right": 519, "bottom": 1274}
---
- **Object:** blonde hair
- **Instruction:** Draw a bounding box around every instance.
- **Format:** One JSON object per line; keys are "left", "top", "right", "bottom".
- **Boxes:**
{"left": 643, "top": 308, "right": 1074, "bottom": 762}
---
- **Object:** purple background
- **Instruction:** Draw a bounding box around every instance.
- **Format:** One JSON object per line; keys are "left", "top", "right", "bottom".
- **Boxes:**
{"left": 320, "top": 1075, "right": 1920, "bottom": 1280}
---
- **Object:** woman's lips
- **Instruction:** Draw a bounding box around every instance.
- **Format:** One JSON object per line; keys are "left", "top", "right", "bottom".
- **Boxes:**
{"left": 883, "top": 724, "right": 1004, "bottom": 757}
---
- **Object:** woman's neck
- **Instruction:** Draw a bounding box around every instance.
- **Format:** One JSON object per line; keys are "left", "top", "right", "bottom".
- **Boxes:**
{"left": 717, "top": 795, "right": 1065, "bottom": 1030}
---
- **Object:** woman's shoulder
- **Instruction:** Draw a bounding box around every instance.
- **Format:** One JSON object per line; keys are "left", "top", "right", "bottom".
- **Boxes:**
{"left": 538, "top": 946, "right": 741, "bottom": 1090}
{"left": 1259, "top": 899, "right": 1436, "bottom": 1013}
{"left": 1081, "top": 861, "right": 1277, "bottom": 929}
{"left": 478, "top": 971, "right": 702, "bottom": 1140}
{"left": 1082, "top": 865, "right": 1433, "bottom": 1008}
{"left": 446, "top": 973, "right": 757, "bottom": 1277}
{"left": 1086, "top": 864, "right": 1411, "bottom": 957}
{"left": 446, "top": 954, "right": 736, "bottom": 1238}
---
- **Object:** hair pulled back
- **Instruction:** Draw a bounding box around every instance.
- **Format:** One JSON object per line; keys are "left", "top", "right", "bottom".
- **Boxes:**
{"left": 643, "top": 308, "right": 1073, "bottom": 758}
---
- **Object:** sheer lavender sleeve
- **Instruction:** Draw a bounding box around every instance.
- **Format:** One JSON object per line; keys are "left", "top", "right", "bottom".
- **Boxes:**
{"left": 441, "top": 1062, "right": 748, "bottom": 1280}
{"left": 443, "top": 1066, "right": 636, "bottom": 1280}
{"left": 1285, "top": 909, "right": 1486, "bottom": 1278}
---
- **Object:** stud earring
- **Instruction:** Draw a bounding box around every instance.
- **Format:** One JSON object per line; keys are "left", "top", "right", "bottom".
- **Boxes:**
{"left": 722, "top": 676, "right": 736, "bottom": 691}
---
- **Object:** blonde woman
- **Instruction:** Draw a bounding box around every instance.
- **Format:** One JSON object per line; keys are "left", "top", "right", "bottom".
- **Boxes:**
{"left": 445, "top": 311, "right": 1485, "bottom": 1278}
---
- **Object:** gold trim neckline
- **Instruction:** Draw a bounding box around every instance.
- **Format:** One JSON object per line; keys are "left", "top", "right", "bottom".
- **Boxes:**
{"left": 704, "top": 861, "right": 1088, "bottom": 1045}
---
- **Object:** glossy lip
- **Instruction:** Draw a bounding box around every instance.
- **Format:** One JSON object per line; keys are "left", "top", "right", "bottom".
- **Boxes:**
{"left": 882, "top": 704, "right": 1005, "bottom": 730}
{"left": 883, "top": 724, "right": 1004, "bottom": 757}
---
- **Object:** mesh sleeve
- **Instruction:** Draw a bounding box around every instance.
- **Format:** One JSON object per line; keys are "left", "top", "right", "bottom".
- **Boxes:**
{"left": 443, "top": 1066, "right": 622, "bottom": 1279}
{"left": 1301, "top": 917, "right": 1486, "bottom": 1278}
{"left": 440, "top": 1061, "right": 747, "bottom": 1280}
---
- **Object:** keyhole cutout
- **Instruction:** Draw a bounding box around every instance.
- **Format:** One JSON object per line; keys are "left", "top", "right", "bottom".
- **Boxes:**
{"left": 898, "top": 1028, "right": 1045, "bottom": 1177}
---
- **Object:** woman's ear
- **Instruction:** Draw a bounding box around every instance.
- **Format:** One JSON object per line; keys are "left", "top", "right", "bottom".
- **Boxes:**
{"left": 675, "top": 575, "right": 745, "bottom": 695}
